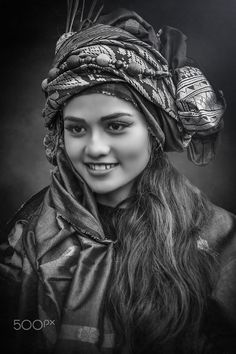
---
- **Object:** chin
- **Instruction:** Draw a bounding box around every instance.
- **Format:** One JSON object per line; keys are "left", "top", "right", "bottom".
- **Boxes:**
{"left": 87, "top": 178, "right": 123, "bottom": 193}
{"left": 89, "top": 185, "right": 118, "bottom": 195}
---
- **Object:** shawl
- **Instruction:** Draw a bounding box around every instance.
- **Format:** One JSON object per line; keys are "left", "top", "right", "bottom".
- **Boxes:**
{"left": 0, "top": 148, "right": 236, "bottom": 354}
{"left": 0, "top": 6, "right": 234, "bottom": 354}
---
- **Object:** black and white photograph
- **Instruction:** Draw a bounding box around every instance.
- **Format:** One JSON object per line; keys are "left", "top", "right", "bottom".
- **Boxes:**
{"left": 0, "top": 1, "right": 236, "bottom": 353}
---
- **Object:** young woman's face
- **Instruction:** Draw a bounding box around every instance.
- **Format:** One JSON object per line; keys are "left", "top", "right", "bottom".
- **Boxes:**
{"left": 63, "top": 93, "right": 151, "bottom": 206}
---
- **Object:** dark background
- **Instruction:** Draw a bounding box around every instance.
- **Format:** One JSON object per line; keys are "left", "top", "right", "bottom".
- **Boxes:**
{"left": 0, "top": 0, "right": 235, "bottom": 231}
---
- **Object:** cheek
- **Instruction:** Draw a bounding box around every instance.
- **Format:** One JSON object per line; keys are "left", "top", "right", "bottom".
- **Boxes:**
{"left": 118, "top": 130, "right": 151, "bottom": 165}
{"left": 64, "top": 134, "right": 83, "bottom": 161}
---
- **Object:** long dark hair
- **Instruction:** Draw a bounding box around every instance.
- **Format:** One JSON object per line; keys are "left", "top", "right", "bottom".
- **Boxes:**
{"left": 105, "top": 146, "right": 218, "bottom": 353}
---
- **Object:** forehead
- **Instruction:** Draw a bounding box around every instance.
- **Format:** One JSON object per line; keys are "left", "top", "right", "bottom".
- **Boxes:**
{"left": 63, "top": 93, "right": 142, "bottom": 118}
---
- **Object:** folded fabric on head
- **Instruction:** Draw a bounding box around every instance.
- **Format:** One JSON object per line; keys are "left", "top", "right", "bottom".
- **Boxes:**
{"left": 41, "top": 8, "right": 225, "bottom": 166}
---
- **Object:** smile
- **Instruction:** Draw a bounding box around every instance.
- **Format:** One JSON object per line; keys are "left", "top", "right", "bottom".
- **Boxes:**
{"left": 85, "top": 163, "right": 119, "bottom": 171}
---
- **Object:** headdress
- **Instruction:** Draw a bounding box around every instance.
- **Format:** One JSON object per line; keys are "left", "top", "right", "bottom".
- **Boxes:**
{"left": 42, "top": 1, "right": 225, "bottom": 166}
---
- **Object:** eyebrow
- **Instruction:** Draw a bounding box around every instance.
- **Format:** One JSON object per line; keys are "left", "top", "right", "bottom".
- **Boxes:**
{"left": 64, "top": 112, "right": 133, "bottom": 123}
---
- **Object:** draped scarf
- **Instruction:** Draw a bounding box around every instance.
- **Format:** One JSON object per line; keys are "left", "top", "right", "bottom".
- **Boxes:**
{"left": 1, "top": 149, "right": 119, "bottom": 354}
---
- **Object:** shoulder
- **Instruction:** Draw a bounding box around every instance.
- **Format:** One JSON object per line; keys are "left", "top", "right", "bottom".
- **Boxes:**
{"left": 205, "top": 204, "right": 236, "bottom": 327}
{"left": 204, "top": 203, "right": 236, "bottom": 252}
{"left": 0, "top": 187, "right": 50, "bottom": 284}
{"left": 1, "top": 186, "right": 49, "bottom": 240}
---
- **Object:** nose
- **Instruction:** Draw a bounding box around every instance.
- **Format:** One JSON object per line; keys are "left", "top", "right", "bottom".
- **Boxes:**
{"left": 85, "top": 132, "right": 110, "bottom": 158}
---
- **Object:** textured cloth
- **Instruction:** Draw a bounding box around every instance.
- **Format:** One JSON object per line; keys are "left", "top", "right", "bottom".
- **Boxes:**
{"left": 97, "top": 202, "right": 123, "bottom": 241}
{"left": 42, "top": 9, "right": 225, "bottom": 166}
{"left": 0, "top": 148, "right": 236, "bottom": 354}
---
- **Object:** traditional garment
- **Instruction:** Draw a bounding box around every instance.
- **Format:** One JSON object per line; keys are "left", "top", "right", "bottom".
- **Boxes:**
{"left": 0, "top": 148, "right": 236, "bottom": 354}
{"left": 42, "top": 9, "right": 225, "bottom": 167}
{"left": 0, "top": 6, "right": 234, "bottom": 354}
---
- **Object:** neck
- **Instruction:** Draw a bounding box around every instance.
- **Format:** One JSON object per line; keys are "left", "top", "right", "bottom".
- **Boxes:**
{"left": 95, "top": 181, "right": 134, "bottom": 207}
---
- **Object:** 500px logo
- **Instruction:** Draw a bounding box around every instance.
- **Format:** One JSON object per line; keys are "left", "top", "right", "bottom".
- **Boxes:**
{"left": 13, "top": 319, "right": 55, "bottom": 331}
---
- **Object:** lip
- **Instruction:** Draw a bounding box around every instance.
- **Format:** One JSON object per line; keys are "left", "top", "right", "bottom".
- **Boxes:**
{"left": 84, "top": 163, "right": 119, "bottom": 176}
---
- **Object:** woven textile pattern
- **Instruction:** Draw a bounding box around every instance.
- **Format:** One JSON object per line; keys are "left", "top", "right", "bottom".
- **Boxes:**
{"left": 41, "top": 11, "right": 225, "bottom": 165}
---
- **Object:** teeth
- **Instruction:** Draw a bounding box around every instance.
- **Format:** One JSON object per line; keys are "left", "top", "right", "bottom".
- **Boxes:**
{"left": 88, "top": 164, "right": 117, "bottom": 171}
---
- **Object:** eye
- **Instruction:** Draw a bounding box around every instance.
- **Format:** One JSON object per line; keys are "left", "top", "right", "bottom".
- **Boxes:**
{"left": 107, "top": 121, "right": 132, "bottom": 133}
{"left": 65, "top": 125, "right": 86, "bottom": 136}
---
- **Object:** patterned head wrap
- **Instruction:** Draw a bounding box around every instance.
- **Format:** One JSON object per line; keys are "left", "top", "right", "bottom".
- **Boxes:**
{"left": 42, "top": 8, "right": 225, "bottom": 166}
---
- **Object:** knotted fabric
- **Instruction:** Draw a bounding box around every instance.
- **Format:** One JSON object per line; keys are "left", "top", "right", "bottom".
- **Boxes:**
{"left": 42, "top": 9, "right": 225, "bottom": 166}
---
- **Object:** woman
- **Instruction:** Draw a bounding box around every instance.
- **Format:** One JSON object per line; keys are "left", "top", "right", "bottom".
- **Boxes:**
{"left": 0, "top": 4, "right": 236, "bottom": 354}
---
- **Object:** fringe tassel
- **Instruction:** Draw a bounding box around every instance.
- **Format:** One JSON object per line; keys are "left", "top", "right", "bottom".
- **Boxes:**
{"left": 66, "top": 0, "right": 104, "bottom": 33}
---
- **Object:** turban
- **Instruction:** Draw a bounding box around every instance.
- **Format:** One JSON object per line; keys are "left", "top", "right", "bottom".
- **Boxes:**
{"left": 42, "top": 8, "right": 225, "bottom": 166}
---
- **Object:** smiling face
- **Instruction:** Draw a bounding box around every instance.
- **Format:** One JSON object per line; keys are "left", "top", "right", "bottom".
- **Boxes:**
{"left": 63, "top": 93, "right": 151, "bottom": 207}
